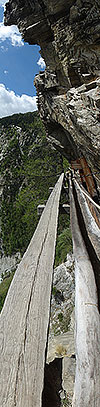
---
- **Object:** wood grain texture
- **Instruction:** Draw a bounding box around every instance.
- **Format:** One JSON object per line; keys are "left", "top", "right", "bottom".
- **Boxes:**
{"left": 0, "top": 173, "right": 64, "bottom": 407}
{"left": 69, "top": 177, "right": 100, "bottom": 407}
{"left": 72, "top": 178, "right": 100, "bottom": 312}
{"left": 73, "top": 178, "right": 100, "bottom": 256}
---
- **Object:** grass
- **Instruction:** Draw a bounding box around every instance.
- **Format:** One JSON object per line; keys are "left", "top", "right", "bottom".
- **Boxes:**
{"left": 0, "top": 272, "right": 14, "bottom": 312}
{"left": 55, "top": 227, "right": 72, "bottom": 267}
{"left": 55, "top": 343, "right": 67, "bottom": 356}
{"left": 61, "top": 397, "right": 72, "bottom": 407}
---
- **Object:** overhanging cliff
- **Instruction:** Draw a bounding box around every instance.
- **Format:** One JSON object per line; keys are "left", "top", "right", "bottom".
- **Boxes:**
{"left": 4, "top": 0, "right": 100, "bottom": 182}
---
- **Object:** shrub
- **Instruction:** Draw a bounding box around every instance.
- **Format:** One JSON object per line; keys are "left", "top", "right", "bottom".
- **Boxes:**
{"left": 0, "top": 272, "right": 14, "bottom": 312}
{"left": 55, "top": 227, "right": 72, "bottom": 267}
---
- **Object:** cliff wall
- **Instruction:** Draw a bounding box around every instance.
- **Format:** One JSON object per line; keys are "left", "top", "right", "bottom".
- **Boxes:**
{"left": 4, "top": 1, "right": 100, "bottom": 182}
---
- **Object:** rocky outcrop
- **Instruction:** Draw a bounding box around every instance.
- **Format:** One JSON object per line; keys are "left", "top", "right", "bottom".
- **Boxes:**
{"left": 4, "top": 0, "right": 100, "bottom": 182}
{"left": 49, "top": 253, "right": 75, "bottom": 338}
{"left": 0, "top": 253, "right": 21, "bottom": 282}
{"left": 47, "top": 254, "right": 75, "bottom": 405}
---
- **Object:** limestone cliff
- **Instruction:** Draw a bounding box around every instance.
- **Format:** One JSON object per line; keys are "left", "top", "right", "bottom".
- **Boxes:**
{"left": 4, "top": 0, "right": 100, "bottom": 185}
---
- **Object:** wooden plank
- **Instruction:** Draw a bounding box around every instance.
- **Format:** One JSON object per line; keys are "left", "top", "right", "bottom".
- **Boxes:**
{"left": 73, "top": 178, "right": 100, "bottom": 259}
{"left": 0, "top": 173, "right": 64, "bottom": 407}
{"left": 69, "top": 176, "right": 100, "bottom": 407}
{"left": 71, "top": 160, "right": 82, "bottom": 170}
{"left": 85, "top": 198, "right": 100, "bottom": 230}
{"left": 80, "top": 156, "right": 98, "bottom": 199}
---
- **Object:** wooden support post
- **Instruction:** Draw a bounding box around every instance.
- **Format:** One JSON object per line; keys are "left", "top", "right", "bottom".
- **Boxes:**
{"left": 0, "top": 173, "right": 64, "bottom": 407}
{"left": 71, "top": 157, "right": 99, "bottom": 202}
{"left": 79, "top": 157, "right": 98, "bottom": 200}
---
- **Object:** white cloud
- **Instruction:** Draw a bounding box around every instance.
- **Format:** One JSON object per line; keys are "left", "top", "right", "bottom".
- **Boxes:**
{"left": 0, "top": 84, "right": 37, "bottom": 117}
{"left": 0, "top": 23, "right": 24, "bottom": 46}
{"left": 4, "top": 69, "right": 8, "bottom": 74}
{"left": 37, "top": 56, "right": 46, "bottom": 70}
{"left": 1, "top": 44, "right": 8, "bottom": 51}
{"left": 0, "top": 2, "right": 23, "bottom": 47}
{"left": 0, "top": 0, "right": 6, "bottom": 6}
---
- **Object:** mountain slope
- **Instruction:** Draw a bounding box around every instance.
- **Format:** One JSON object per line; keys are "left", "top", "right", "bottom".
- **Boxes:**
{"left": 0, "top": 112, "right": 63, "bottom": 257}
{"left": 0, "top": 111, "right": 72, "bottom": 311}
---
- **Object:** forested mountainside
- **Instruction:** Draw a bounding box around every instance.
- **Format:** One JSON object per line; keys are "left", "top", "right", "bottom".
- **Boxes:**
{"left": 0, "top": 112, "right": 61, "bottom": 256}
{"left": 0, "top": 111, "right": 72, "bottom": 311}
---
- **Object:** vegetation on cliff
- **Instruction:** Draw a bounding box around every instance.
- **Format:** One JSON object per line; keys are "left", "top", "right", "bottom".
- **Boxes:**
{"left": 0, "top": 112, "right": 63, "bottom": 255}
{"left": 0, "top": 111, "right": 72, "bottom": 311}
{"left": 0, "top": 271, "right": 14, "bottom": 313}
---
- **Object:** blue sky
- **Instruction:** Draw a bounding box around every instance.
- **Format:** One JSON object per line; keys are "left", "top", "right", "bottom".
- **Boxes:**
{"left": 0, "top": 0, "right": 45, "bottom": 117}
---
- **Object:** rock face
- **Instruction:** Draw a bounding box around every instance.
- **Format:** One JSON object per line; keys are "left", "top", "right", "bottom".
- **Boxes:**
{"left": 5, "top": 0, "right": 100, "bottom": 182}
{"left": 47, "top": 254, "right": 75, "bottom": 405}
{"left": 0, "top": 253, "right": 21, "bottom": 282}
{"left": 49, "top": 253, "right": 75, "bottom": 338}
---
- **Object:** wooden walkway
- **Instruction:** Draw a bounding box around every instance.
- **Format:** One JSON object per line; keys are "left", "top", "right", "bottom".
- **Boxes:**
{"left": 0, "top": 173, "right": 64, "bottom": 407}
{"left": 69, "top": 175, "right": 100, "bottom": 407}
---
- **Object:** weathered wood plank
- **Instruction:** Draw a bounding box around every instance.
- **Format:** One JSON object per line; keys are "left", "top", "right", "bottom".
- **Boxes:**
{"left": 73, "top": 178, "right": 100, "bottom": 249}
{"left": 69, "top": 177, "right": 100, "bottom": 407}
{"left": 0, "top": 173, "right": 64, "bottom": 407}
{"left": 73, "top": 178, "right": 100, "bottom": 312}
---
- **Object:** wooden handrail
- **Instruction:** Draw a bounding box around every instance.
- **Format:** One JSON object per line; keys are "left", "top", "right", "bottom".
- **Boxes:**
{"left": 69, "top": 174, "right": 100, "bottom": 407}
{"left": 0, "top": 173, "right": 64, "bottom": 407}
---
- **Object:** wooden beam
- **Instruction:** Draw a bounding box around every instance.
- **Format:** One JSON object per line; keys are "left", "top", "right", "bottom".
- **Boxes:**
{"left": 71, "top": 157, "right": 99, "bottom": 203}
{"left": 73, "top": 178, "right": 100, "bottom": 259}
{"left": 0, "top": 173, "right": 64, "bottom": 407}
{"left": 71, "top": 160, "right": 82, "bottom": 170}
{"left": 80, "top": 156, "right": 98, "bottom": 199}
{"left": 69, "top": 176, "right": 100, "bottom": 407}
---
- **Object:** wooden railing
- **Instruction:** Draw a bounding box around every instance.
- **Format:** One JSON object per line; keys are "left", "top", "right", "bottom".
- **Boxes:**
{"left": 0, "top": 173, "right": 64, "bottom": 407}
{"left": 69, "top": 174, "right": 100, "bottom": 407}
